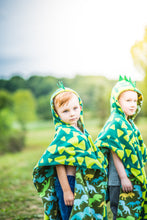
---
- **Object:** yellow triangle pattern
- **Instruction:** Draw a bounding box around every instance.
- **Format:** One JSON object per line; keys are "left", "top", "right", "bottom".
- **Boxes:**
{"left": 87, "top": 148, "right": 93, "bottom": 155}
{"left": 63, "top": 128, "right": 71, "bottom": 134}
{"left": 79, "top": 140, "right": 86, "bottom": 150}
{"left": 72, "top": 131, "right": 79, "bottom": 137}
{"left": 58, "top": 146, "right": 65, "bottom": 154}
{"left": 126, "top": 149, "right": 132, "bottom": 157}
{"left": 126, "top": 164, "right": 130, "bottom": 169}
{"left": 96, "top": 140, "right": 102, "bottom": 146}
{"left": 48, "top": 158, "right": 52, "bottom": 163}
{"left": 77, "top": 157, "right": 84, "bottom": 165}
{"left": 67, "top": 136, "right": 79, "bottom": 147}
{"left": 85, "top": 156, "right": 101, "bottom": 168}
{"left": 123, "top": 135, "right": 129, "bottom": 142}
{"left": 129, "top": 138, "right": 134, "bottom": 145}
{"left": 61, "top": 136, "right": 66, "bottom": 141}
{"left": 112, "top": 146, "right": 117, "bottom": 151}
{"left": 137, "top": 175, "right": 144, "bottom": 183}
{"left": 133, "top": 137, "right": 136, "bottom": 144}
{"left": 40, "top": 158, "right": 44, "bottom": 163}
{"left": 48, "top": 145, "right": 56, "bottom": 154}
{"left": 65, "top": 147, "right": 76, "bottom": 155}
{"left": 127, "top": 130, "right": 132, "bottom": 136}
{"left": 121, "top": 122, "right": 128, "bottom": 129}
{"left": 66, "top": 156, "right": 76, "bottom": 165}
{"left": 110, "top": 124, "right": 115, "bottom": 130}
{"left": 131, "top": 168, "right": 141, "bottom": 176}
{"left": 117, "top": 150, "right": 124, "bottom": 159}
{"left": 131, "top": 154, "right": 138, "bottom": 164}
{"left": 132, "top": 136, "right": 136, "bottom": 144}
{"left": 120, "top": 143, "right": 125, "bottom": 149}
{"left": 138, "top": 135, "right": 142, "bottom": 141}
{"left": 115, "top": 138, "right": 119, "bottom": 143}
{"left": 55, "top": 155, "right": 66, "bottom": 164}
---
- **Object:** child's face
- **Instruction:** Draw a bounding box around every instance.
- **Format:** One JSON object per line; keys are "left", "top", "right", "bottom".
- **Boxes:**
{"left": 56, "top": 94, "right": 81, "bottom": 127}
{"left": 118, "top": 90, "right": 138, "bottom": 118}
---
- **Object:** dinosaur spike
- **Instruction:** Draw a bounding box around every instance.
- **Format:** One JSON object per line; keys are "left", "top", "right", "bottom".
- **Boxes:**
{"left": 119, "top": 75, "right": 124, "bottom": 81}
{"left": 57, "top": 81, "right": 65, "bottom": 89}
{"left": 119, "top": 75, "right": 136, "bottom": 88}
{"left": 124, "top": 75, "right": 128, "bottom": 81}
{"left": 133, "top": 81, "right": 136, "bottom": 87}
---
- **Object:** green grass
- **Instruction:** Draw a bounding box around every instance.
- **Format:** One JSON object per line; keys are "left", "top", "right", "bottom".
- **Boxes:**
{"left": 0, "top": 121, "right": 53, "bottom": 220}
{"left": 0, "top": 118, "right": 147, "bottom": 219}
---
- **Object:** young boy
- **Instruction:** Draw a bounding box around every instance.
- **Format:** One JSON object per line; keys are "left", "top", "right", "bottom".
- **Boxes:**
{"left": 33, "top": 83, "right": 108, "bottom": 220}
{"left": 95, "top": 76, "right": 147, "bottom": 220}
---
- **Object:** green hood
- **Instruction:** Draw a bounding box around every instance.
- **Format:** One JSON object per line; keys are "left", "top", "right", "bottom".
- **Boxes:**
{"left": 110, "top": 76, "right": 143, "bottom": 120}
{"left": 50, "top": 87, "right": 85, "bottom": 132}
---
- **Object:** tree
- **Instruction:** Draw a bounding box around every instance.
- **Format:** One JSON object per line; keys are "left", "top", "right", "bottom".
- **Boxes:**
{"left": 13, "top": 90, "right": 36, "bottom": 129}
{"left": 131, "top": 26, "right": 147, "bottom": 76}
{"left": 37, "top": 95, "right": 52, "bottom": 120}
{"left": 27, "top": 75, "right": 56, "bottom": 97}
{"left": 0, "top": 79, "right": 7, "bottom": 90}
{"left": 0, "top": 90, "right": 25, "bottom": 153}
{"left": 131, "top": 26, "right": 147, "bottom": 116}
{"left": 6, "top": 75, "right": 26, "bottom": 92}
{"left": 0, "top": 90, "right": 13, "bottom": 110}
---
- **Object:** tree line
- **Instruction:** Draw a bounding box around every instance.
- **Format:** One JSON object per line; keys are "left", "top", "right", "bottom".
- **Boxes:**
{"left": 0, "top": 74, "right": 145, "bottom": 154}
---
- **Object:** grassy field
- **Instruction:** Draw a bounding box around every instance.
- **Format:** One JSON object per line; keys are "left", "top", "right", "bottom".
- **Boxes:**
{"left": 0, "top": 118, "right": 147, "bottom": 220}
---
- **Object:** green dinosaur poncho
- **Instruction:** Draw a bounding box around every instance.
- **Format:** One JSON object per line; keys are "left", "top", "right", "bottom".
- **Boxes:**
{"left": 95, "top": 76, "right": 147, "bottom": 220}
{"left": 33, "top": 87, "right": 108, "bottom": 220}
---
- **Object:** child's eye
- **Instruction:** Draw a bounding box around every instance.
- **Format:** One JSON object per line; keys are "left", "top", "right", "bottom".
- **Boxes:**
{"left": 74, "top": 107, "right": 78, "bottom": 110}
{"left": 63, "top": 110, "right": 68, "bottom": 113}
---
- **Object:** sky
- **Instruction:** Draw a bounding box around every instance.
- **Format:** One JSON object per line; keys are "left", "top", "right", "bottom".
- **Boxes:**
{"left": 0, "top": 0, "right": 147, "bottom": 81}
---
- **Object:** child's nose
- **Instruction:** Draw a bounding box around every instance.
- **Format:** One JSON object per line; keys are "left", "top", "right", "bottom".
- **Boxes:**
{"left": 70, "top": 110, "right": 75, "bottom": 115}
{"left": 131, "top": 101, "right": 136, "bottom": 106}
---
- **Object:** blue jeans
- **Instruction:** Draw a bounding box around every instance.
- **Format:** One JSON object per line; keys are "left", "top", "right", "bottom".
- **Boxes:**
{"left": 55, "top": 175, "right": 75, "bottom": 220}
{"left": 109, "top": 186, "right": 120, "bottom": 220}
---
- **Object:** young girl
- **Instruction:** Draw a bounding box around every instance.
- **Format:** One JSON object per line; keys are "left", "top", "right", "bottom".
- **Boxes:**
{"left": 33, "top": 83, "right": 108, "bottom": 220}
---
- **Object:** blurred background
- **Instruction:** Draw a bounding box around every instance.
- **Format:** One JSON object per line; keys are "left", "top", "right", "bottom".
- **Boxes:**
{"left": 0, "top": 0, "right": 147, "bottom": 219}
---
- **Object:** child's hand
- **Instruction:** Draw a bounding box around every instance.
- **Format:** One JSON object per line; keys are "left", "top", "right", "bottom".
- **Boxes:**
{"left": 64, "top": 190, "right": 74, "bottom": 206}
{"left": 121, "top": 176, "right": 133, "bottom": 193}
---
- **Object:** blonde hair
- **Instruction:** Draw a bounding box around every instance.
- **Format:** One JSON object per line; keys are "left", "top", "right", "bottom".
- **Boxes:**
{"left": 53, "top": 91, "right": 77, "bottom": 113}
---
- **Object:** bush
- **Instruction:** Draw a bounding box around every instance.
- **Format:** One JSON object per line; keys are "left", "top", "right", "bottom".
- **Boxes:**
{"left": 0, "top": 131, "right": 25, "bottom": 154}
{"left": 7, "top": 132, "right": 25, "bottom": 152}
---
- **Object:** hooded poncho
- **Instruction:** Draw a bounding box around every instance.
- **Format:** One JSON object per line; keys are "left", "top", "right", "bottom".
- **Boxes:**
{"left": 95, "top": 76, "right": 147, "bottom": 220}
{"left": 33, "top": 87, "right": 108, "bottom": 220}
